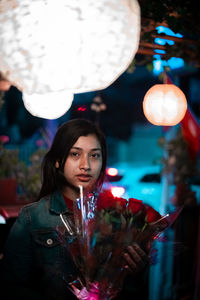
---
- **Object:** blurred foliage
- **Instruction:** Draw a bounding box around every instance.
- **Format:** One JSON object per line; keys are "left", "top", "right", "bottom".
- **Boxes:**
{"left": 17, "top": 148, "right": 47, "bottom": 200}
{"left": 139, "top": 0, "right": 200, "bottom": 37}
{"left": 129, "top": 0, "right": 200, "bottom": 69}
{"left": 0, "top": 141, "right": 21, "bottom": 178}
{"left": 158, "top": 128, "right": 198, "bottom": 206}
{"left": 0, "top": 139, "right": 47, "bottom": 201}
{"left": 158, "top": 128, "right": 198, "bottom": 184}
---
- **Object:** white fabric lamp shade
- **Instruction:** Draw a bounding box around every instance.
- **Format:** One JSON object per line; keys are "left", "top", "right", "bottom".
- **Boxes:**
{"left": 23, "top": 91, "right": 74, "bottom": 119}
{"left": 143, "top": 84, "right": 188, "bottom": 126}
{"left": 0, "top": 0, "right": 141, "bottom": 119}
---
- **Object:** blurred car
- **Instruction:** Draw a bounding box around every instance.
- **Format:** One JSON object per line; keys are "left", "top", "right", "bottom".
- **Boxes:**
{"left": 103, "top": 163, "right": 200, "bottom": 212}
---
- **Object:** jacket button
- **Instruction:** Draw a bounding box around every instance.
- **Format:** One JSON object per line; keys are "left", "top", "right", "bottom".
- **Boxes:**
{"left": 47, "top": 238, "right": 53, "bottom": 245}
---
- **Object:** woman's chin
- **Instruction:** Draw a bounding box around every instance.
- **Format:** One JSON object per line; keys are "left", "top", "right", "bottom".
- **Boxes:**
{"left": 77, "top": 181, "right": 95, "bottom": 192}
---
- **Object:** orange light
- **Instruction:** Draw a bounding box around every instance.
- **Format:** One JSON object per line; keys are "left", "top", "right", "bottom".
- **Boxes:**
{"left": 111, "top": 186, "right": 125, "bottom": 198}
{"left": 107, "top": 168, "right": 118, "bottom": 176}
{"left": 143, "top": 84, "right": 187, "bottom": 126}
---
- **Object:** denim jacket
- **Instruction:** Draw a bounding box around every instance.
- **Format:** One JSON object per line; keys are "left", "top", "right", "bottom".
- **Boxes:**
{"left": 0, "top": 191, "right": 149, "bottom": 300}
{"left": 0, "top": 191, "right": 77, "bottom": 300}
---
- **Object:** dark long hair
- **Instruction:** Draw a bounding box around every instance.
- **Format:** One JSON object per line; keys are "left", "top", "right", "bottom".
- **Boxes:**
{"left": 37, "top": 119, "right": 107, "bottom": 200}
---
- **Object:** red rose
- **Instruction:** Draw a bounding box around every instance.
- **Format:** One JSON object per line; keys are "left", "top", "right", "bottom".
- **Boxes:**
{"left": 97, "top": 190, "right": 116, "bottom": 210}
{"left": 97, "top": 190, "right": 127, "bottom": 211}
{"left": 127, "top": 198, "right": 146, "bottom": 215}
{"left": 145, "top": 206, "right": 161, "bottom": 223}
{"left": 115, "top": 197, "right": 127, "bottom": 211}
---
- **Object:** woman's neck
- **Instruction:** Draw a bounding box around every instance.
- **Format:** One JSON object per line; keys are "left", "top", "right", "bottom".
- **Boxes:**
{"left": 62, "top": 186, "right": 80, "bottom": 202}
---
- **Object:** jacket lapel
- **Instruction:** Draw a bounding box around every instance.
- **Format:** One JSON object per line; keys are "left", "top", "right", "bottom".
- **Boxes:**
{"left": 49, "top": 191, "right": 71, "bottom": 215}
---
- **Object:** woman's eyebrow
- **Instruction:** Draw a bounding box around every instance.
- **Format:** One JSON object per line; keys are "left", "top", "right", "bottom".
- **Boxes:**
{"left": 71, "top": 147, "right": 81, "bottom": 150}
{"left": 71, "top": 147, "right": 101, "bottom": 151}
{"left": 90, "top": 148, "right": 102, "bottom": 151}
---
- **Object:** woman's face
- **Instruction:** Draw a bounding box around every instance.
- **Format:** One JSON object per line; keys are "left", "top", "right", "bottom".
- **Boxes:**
{"left": 62, "top": 134, "right": 103, "bottom": 200}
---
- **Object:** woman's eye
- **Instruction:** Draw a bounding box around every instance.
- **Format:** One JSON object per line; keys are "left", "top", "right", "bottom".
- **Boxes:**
{"left": 91, "top": 153, "right": 101, "bottom": 159}
{"left": 70, "top": 152, "right": 79, "bottom": 157}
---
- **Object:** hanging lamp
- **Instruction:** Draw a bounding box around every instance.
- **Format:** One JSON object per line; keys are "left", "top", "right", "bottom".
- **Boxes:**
{"left": 143, "top": 84, "right": 188, "bottom": 126}
{"left": 0, "top": 0, "right": 141, "bottom": 119}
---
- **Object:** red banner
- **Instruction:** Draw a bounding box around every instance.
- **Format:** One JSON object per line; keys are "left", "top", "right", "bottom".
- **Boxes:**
{"left": 163, "top": 72, "right": 200, "bottom": 159}
{"left": 163, "top": 72, "right": 173, "bottom": 84}
{"left": 181, "top": 107, "right": 200, "bottom": 160}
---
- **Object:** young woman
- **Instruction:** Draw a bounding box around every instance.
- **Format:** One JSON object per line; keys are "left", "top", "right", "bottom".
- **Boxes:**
{"left": 0, "top": 119, "right": 149, "bottom": 300}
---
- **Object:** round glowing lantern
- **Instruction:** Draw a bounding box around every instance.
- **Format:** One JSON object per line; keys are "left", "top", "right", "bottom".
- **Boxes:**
{"left": 0, "top": 0, "right": 141, "bottom": 119}
{"left": 23, "top": 91, "right": 74, "bottom": 119}
{"left": 143, "top": 84, "right": 187, "bottom": 126}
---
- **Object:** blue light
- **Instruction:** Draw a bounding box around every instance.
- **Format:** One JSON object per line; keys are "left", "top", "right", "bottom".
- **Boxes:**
{"left": 156, "top": 26, "right": 183, "bottom": 38}
{"left": 152, "top": 26, "right": 184, "bottom": 75}
{"left": 168, "top": 57, "right": 184, "bottom": 69}
{"left": 153, "top": 59, "right": 164, "bottom": 75}
{"left": 153, "top": 56, "right": 184, "bottom": 75}
{"left": 153, "top": 54, "right": 162, "bottom": 60}
{"left": 154, "top": 49, "right": 166, "bottom": 54}
{"left": 154, "top": 37, "right": 174, "bottom": 46}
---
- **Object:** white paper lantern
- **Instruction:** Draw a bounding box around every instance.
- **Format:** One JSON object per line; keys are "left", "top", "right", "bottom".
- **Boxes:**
{"left": 23, "top": 91, "right": 74, "bottom": 119}
{"left": 143, "top": 84, "right": 188, "bottom": 126}
{"left": 0, "top": 0, "right": 141, "bottom": 118}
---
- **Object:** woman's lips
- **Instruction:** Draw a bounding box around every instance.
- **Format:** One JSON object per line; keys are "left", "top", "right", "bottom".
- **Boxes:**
{"left": 76, "top": 174, "right": 92, "bottom": 182}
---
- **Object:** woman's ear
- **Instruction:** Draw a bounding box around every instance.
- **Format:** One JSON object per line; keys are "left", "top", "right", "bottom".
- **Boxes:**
{"left": 55, "top": 161, "right": 59, "bottom": 168}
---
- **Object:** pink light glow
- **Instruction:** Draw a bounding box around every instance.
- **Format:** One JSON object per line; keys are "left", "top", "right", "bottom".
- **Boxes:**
{"left": 111, "top": 186, "right": 125, "bottom": 198}
{"left": 107, "top": 168, "right": 118, "bottom": 176}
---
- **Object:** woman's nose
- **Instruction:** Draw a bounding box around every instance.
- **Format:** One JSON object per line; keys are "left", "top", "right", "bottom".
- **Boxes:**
{"left": 79, "top": 155, "right": 90, "bottom": 170}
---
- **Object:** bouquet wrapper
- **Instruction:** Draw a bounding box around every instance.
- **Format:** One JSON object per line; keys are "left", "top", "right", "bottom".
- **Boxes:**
{"left": 58, "top": 187, "right": 182, "bottom": 300}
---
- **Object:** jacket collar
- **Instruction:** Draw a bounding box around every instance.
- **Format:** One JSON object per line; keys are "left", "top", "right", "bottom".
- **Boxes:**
{"left": 49, "top": 190, "right": 72, "bottom": 215}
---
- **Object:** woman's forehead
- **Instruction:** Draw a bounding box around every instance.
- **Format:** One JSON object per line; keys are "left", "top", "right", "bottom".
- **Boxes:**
{"left": 72, "top": 134, "right": 101, "bottom": 150}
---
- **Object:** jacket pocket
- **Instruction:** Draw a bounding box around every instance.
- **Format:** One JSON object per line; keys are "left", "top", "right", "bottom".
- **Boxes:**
{"left": 32, "top": 229, "right": 60, "bottom": 248}
{"left": 32, "top": 229, "right": 62, "bottom": 265}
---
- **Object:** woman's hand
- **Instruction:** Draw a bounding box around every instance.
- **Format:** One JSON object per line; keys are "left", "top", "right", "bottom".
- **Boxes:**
{"left": 123, "top": 243, "right": 149, "bottom": 275}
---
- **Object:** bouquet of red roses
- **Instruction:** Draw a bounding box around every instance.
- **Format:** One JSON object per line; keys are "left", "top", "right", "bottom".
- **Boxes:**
{"left": 58, "top": 187, "right": 177, "bottom": 300}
